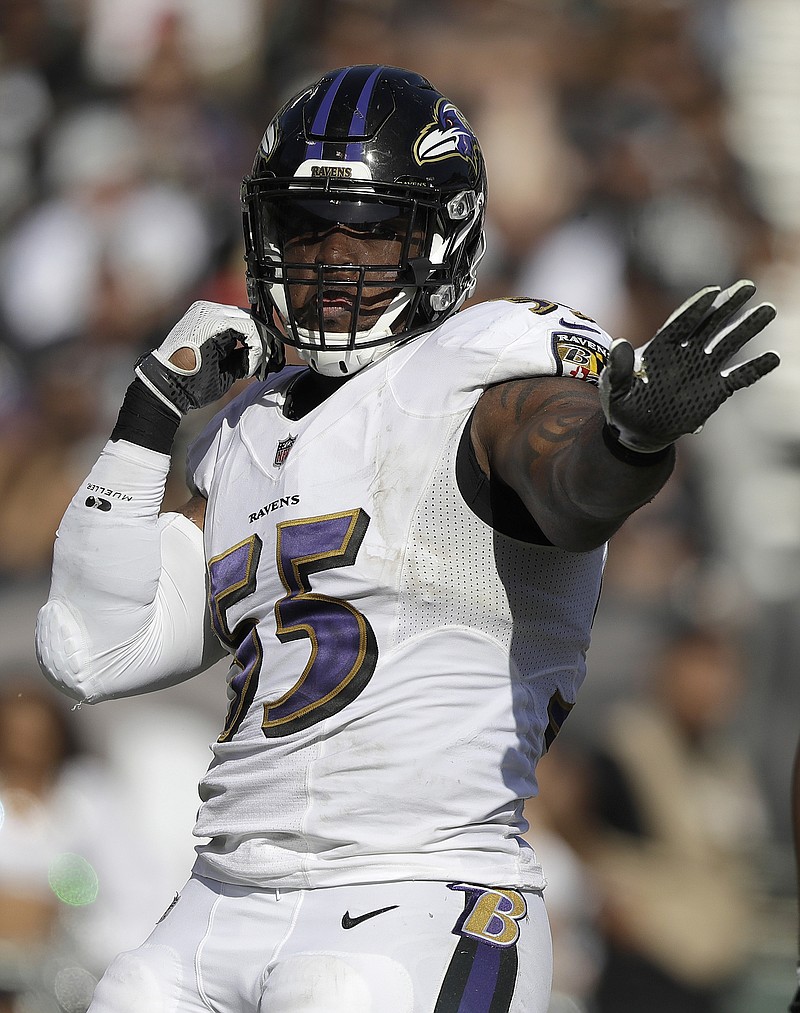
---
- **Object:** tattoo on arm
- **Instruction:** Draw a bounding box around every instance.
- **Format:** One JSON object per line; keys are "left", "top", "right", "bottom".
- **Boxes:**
{"left": 499, "top": 383, "right": 599, "bottom": 471}
{"left": 477, "top": 376, "right": 673, "bottom": 550}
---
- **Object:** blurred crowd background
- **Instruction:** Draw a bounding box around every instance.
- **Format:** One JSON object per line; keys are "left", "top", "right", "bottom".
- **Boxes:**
{"left": 0, "top": 0, "right": 799, "bottom": 1010}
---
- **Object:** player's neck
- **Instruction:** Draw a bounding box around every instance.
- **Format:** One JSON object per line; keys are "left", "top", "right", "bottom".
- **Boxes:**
{"left": 284, "top": 369, "right": 349, "bottom": 420}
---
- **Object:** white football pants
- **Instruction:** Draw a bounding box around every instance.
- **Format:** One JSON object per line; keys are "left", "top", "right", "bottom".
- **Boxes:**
{"left": 87, "top": 873, "right": 552, "bottom": 1012}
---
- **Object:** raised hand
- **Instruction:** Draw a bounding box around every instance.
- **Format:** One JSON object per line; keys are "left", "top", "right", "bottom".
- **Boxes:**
{"left": 135, "top": 301, "right": 272, "bottom": 417}
{"left": 599, "top": 280, "right": 779, "bottom": 453}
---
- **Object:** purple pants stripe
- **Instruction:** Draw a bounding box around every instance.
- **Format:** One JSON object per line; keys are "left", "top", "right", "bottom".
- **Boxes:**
{"left": 458, "top": 942, "right": 502, "bottom": 1013}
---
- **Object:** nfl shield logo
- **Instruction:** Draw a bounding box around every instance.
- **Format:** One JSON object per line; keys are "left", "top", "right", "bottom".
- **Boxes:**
{"left": 274, "top": 435, "right": 296, "bottom": 468}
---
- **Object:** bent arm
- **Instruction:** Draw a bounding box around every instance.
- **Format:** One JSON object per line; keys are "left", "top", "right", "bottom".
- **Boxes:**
{"left": 471, "top": 376, "right": 675, "bottom": 552}
{"left": 36, "top": 441, "right": 224, "bottom": 703}
{"left": 34, "top": 301, "right": 268, "bottom": 704}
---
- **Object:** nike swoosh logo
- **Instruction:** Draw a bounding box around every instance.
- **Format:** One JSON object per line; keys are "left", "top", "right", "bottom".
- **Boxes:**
{"left": 341, "top": 904, "right": 399, "bottom": 929}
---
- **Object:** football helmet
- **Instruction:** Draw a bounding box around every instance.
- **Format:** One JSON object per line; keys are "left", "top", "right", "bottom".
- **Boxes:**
{"left": 242, "top": 65, "right": 487, "bottom": 376}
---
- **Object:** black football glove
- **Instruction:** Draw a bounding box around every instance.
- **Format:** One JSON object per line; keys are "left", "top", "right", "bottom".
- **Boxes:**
{"left": 135, "top": 301, "right": 274, "bottom": 417}
{"left": 790, "top": 980, "right": 800, "bottom": 1013}
{"left": 599, "top": 280, "right": 779, "bottom": 453}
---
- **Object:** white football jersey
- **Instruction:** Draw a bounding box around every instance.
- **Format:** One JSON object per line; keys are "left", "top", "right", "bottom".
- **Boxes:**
{"left": 186, "top": 298, "right": 611, "bottom": 890}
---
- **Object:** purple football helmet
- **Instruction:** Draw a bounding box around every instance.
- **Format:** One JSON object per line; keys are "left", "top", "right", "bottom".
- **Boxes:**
{"left": 241, "top": 65, "right": 487, "bottom": 376}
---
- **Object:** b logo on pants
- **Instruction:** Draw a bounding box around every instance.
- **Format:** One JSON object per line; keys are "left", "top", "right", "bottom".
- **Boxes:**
{"left": 448, "top": 885, "right": 527, "bottom": 947}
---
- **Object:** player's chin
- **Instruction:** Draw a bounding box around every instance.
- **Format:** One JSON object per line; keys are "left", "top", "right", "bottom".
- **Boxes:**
{"left": 294, "top": 298, "right": 395, "bottom": 335}
{"left": 293, "top": 305, "right": 354, "bottom": 333}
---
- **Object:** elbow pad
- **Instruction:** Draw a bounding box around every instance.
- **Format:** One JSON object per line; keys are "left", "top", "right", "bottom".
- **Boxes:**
{"left": 36, "top": 440, "right": 224, "bottom": 703}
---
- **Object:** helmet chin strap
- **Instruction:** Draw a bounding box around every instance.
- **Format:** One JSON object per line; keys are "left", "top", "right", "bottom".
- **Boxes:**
{"left": 296, "top": 342, "right": 400, "bottom": 376}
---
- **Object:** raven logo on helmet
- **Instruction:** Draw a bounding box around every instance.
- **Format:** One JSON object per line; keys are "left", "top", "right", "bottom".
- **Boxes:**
{"left": 413, "top": 99, "right": 479, "bottom": 170}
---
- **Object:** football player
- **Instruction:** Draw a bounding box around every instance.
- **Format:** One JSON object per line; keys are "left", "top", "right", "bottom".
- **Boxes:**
{"left": 36, "top": 65, "right": 779, "bottom": 1013}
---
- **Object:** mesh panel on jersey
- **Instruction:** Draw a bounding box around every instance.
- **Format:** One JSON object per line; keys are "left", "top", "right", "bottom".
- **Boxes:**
{"left": 396, "top": 423, "right": 604, "bottom": 701}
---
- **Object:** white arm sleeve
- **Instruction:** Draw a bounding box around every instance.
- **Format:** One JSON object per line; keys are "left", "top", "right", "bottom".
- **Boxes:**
{"left": 35, "top": 439, "right": 225, "bottom": 703}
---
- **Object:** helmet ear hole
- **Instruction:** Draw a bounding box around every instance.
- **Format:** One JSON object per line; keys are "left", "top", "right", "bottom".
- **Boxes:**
{"left": 241, "top": 65, "right": 487, "bottom": 375}
{"left": 446, "top": 191, "right": 478, "bottom": 221}
{"left": 430, "top": 286, "right": 455, "bottom": 313}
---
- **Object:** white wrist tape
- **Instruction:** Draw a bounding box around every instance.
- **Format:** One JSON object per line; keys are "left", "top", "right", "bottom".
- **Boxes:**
{"left": 36, "top": 440, "right": 224, "bottom": 703}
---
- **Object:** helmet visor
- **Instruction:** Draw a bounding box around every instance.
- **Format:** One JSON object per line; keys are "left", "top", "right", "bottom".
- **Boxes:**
{"left": 258, "top": 195, "right": 424, "bottom": 256}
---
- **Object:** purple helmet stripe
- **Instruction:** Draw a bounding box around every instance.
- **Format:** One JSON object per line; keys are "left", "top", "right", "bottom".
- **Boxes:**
{"left": 345, "top": 66, "right": 382, "bottom": 160}
{"left": 306, "top": 68, "right": 349, "bottom": 158}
